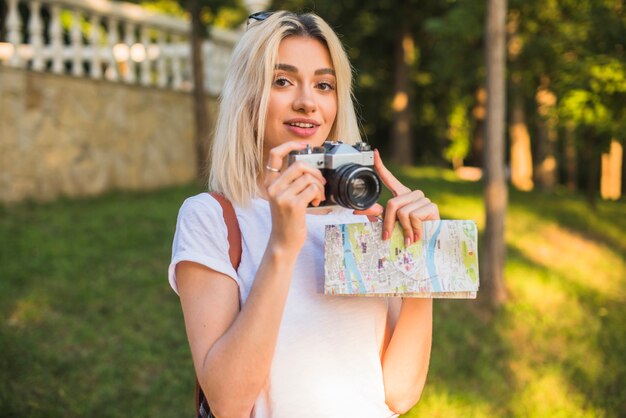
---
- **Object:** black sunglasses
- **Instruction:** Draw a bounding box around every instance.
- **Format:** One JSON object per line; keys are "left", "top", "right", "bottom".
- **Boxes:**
{"left": 247, "top": 11, "right": 274, "bottom": 29}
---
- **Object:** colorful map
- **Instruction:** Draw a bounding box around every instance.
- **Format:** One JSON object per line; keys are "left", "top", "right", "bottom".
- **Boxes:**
{"left": 324, "top": 220, "right": 479, "bottom": 298}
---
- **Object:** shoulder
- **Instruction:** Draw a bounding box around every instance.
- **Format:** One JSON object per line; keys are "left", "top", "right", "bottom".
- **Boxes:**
{"left": 179, "top": 192, "right": 222, "bottom": 216}
{"left": 173, "top": 193, "right": 230, "bottom": 244}
{"left": 177, "top": 192, "right": 234, "bottom": 227}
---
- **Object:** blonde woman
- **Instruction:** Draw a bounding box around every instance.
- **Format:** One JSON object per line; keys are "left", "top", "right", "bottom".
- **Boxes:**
{"left": 169, "top": 11, "right": 438, "bottom": 418}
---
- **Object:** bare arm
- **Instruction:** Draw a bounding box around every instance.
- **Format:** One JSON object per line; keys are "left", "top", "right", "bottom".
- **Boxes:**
{"left": 356, "top": 149, "right": 438, "bottom": 414}
{"left": 177, "top": 244, "right": 297, "bottom": 417}
{"left": 381, "top": 298, "right": 432, "bottom": 414}
{"left": 177, "top": 141, "right": 325, "bottom": 417}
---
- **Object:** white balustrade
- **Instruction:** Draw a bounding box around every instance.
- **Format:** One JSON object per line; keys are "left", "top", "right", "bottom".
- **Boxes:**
{"left": 28, "top": 1, "right": 44, "bottom": 70}
{"left": 139, "top": 26, "right": 151, "bottom": 86}
{"left": 124, "top": 21, "right": 136, "bottom": 83}
{"left": 6, "top": 0, "right": 22, "bottom": 67}
{"left": 49, "top": 3, "right": 63, "bottom": 73}
{"left": 0, "top": 0, "right": 240, "bottom": 93}
{"left": 106, "top": 17, "right": 119, "bottom": 81}
{"left": 71, "top": 8, "right": 84, "bottom": 76}
{"left": 90, "top": 14, "right": 102, "bottom": 79}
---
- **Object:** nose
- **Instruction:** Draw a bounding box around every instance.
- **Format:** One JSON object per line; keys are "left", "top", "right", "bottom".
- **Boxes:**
{"left": 292, "top": 85, "right": 317, "bottom": 113}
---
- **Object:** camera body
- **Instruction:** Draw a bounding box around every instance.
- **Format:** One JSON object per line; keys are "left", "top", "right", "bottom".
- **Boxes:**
{"left": 288, "top": 141, "right": 381, "bottom": 210}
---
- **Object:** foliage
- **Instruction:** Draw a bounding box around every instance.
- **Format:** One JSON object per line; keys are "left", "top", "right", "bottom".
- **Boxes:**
{"left": 135, "top": 0, "right": 247, "bottom": 29}
{"left": 266, "top": 0, "right": 624, "bottom": 189}
{"left": 1, "top": 173, "right": 625, "bottom": 417}
{"left": 444, "top": 100, "right": 473, "bottom": 166}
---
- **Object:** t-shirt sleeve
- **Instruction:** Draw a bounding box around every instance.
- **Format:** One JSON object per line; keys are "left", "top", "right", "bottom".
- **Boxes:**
{"left": 168, "top": 194, "right": 240, "bottom": 295}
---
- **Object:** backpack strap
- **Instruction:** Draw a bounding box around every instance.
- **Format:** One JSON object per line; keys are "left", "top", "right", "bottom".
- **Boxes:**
{"left": 194, "top": 192, "right": 242, "bottom": 418}
{"left": 209, "top": 192, "right": 242, "bottom": 270}
{"left": 193, "top": 195, "right": 373, "bottom": 417}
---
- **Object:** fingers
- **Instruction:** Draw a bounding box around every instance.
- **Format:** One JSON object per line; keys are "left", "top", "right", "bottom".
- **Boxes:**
{"left": 373, "top": 149, "right": 411, "bottom": 197}
{"left": 264, "top": 141, "right": 309, "bottom": 188}
{"left": 280, "top": 171, "right": 326, "bottom": 207}
{"left": 382, "top": 190, "right": 439, "bottom": 245}
{"left": 395, "top": 198, "right": 439, "bottom": 244}
{"left": 267, "top": 161, "right": 325, "bottom": 201}
{"left": 382, "top": 190, "right": 425, "bottom": 240}
{"left": 353, "top": 203, "right": 384, "bottom": 218}
{"left": 266, "top": 160, "right": 326, "bottom": 211}
{"left": 373, "top": 149, "right": 439, "bottom": 244}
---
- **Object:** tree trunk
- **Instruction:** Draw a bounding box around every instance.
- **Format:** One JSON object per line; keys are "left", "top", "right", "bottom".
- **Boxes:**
{"left": 563, "top": 122, "right": 578, "bottom": 191}
{"left": 534, "top": 78, "right": 558, "bottom": 192}
{"left": 482, "top": 0, "right": 508, "bottom": 308}
{"left": 507, "top": 12, "right": 533, "bottom": 191}
{"left": 600, "top": 139, "right": 623, "bottom": 200}
{"left": 584, "top": 132, "right": 599, "bottom": 209}
{"left": 509, "top": 80, "right": 533, "bottom": 191}
{"left": 623, "top": 139, "right": 626, "bottom": 197}
{"left": 190, "top": 0, "right": 210, "bottom": 181}
{"left": 391, "top": 0, "right": 414, "bottom": 166}
{"left": 469, "top": 87, "right": 487, "bottom": 168}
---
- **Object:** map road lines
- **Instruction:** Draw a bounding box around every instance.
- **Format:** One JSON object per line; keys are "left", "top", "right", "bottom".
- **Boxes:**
{"left": 324, "top": 220, "right": 480, "bottom": 299}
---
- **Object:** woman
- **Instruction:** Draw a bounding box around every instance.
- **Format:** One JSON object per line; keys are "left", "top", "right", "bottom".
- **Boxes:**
{"left": 169, "top": 11, "right": 438, "bottom": 418}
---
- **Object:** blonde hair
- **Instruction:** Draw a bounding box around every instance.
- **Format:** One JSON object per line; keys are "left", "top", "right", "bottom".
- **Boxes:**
{"left": 208, "top": 11, "right": 361, "bottom": 206}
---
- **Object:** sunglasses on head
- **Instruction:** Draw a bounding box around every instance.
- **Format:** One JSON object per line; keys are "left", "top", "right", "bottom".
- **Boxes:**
{"left": 247, "top": 11, "right": 274, "bottom": 29}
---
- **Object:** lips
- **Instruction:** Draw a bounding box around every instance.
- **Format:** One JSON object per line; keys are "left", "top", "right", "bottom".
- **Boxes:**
{"left": 288, "top": 121, "right": 316, "bottom": 128}
{"left": 284, "top": 119, "right": 320, "bottom": 138}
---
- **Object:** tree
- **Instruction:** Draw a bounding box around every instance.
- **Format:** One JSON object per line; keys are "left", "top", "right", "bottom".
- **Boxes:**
{"left": 482, "top": 0, "right": 508, "bottom": 307}
{"left": 507, "top": 10, "right": 533, "bottom": 191}
{"left": 133, "top": 1, "right": 245, "bottom": 181}
{"left": 272, "top": 0, "right": 454, "bottom": 163}
{"left": 559, "top": 57, "right": 626, "bottom": 207}
{"left": 390, "top": 0, "right": 416, "bottom": 165}
{"left": 183, "top": 0, "right": 246, "bottom": 181}
{"left": 189, "top": 0, "right": 209, "bottom": 180}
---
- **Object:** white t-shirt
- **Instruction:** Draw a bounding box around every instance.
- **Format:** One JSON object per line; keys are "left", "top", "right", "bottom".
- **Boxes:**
{"left": 169, "top": 193, "right": 398, "bottom": 418}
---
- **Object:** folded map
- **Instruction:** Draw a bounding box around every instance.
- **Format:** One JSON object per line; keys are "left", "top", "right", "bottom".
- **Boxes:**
{"left": 324, "top": 220, "right": 479, "bottom": 298}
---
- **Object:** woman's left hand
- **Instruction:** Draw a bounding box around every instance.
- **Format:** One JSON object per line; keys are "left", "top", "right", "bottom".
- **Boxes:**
{"left": 354, "top": 149, "right": 439, "bottom": 246}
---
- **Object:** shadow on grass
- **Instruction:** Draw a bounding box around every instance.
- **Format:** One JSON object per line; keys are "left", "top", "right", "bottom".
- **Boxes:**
{"left": 509, "top": 188, "right": 626, "bottom": 260}
{"left": 503, "top": 243, "right": 626, "bottom": 417}
{"left": 0, "top": 184, "right": 203, "bottom": 418}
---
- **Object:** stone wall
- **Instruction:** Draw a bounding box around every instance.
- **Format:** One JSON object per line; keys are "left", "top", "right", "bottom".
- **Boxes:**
{"left": 0, "top": 66, "right": 214, "bottom": 204}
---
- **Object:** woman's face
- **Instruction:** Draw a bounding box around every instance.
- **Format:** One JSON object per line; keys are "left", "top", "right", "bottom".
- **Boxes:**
{"left": 263, "top": 36, "right": 337, "bottom": 159}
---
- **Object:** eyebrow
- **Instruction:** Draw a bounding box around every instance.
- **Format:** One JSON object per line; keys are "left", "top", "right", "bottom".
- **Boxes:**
{"left": 275, "top": 63, "right": 336, "bottom": 76}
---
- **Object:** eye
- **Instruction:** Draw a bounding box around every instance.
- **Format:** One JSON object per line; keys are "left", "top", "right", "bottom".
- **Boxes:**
{"left": 317, "top": 81, "right": 336, "bottom": 91}
{"left": 273, "top": 77, "right": 292, "bottom": 87}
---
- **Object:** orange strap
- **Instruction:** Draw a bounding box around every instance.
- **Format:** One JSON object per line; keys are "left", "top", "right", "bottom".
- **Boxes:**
{"left": 194, "top": 195, "right": 376, "bottom": 416}
{"left": 209, "top": 192, "right": 242, "bottom": 270}
{"left": 195, "top": 192, "right": 242, "bottom": 417}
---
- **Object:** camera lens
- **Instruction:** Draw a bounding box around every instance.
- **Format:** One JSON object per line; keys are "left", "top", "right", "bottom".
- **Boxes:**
{"left": 350, "top": 178, "right": 369, "bottom": 199}
{"left": 328, "top": 164, "right": 381, "bottom": 210}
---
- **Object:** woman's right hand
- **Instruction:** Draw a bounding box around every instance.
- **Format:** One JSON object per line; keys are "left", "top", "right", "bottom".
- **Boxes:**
{"left": 263, "top": 141, "right": 326, "bottom": 253}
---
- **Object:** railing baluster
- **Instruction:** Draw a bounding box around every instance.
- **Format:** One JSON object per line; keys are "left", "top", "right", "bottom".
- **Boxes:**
{"left": 124, "top": 21, "right": 136, "bottom": 83}
{"left": 140, "top": 26, "right": 151, "bottom": 86}
{"left": 71, "top": 8, "right": 84, "bottom": 76}
{"left": 171, "top": 34, "right": 182, "bottom": 90}
{"left": 106, "top": 17, "right": 119, "bottom": 81}
{"left": 49, "top": 3, "right": 63, "bottom": 74}
{"left": 90, "top": 14, "right": 102, "bottom": 79}
{"left": 157, "top": 30, "right": 167, "bottom": 88}
{"left": 203, "top": 41, "right": 213, "bottom": 94}
{"left": 182, "top": 51, "right": 191, "bottom": 91}
{"left": 7, "top": 0, "right": 22, "bottom": 67}
{"left": 0, "top": 0, "right": 238, "bottom": 94}
{"left": 29, "top": 1, "right": 44, "bottom": 71}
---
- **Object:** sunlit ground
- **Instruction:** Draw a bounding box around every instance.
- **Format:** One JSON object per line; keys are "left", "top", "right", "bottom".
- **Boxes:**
{"left": 1, "top": 166, "right": 624, "bottom": 417}
{"left": 396, "top": 166, "right": 626, "bottom": 418}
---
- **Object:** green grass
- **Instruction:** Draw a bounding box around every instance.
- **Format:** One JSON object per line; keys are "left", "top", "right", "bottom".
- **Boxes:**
{"left": 1, "top": 168, "right": 625, "bottom": 417}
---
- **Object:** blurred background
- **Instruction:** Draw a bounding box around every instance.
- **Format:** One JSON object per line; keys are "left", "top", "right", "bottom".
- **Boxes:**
{"left": 0, "top": 0, "right": 624, "bottom": 417}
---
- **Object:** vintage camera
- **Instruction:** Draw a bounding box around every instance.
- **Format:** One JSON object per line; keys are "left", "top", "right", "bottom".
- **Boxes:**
{"left": 288, "top": 141, "right": 381, "bottom": 210}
